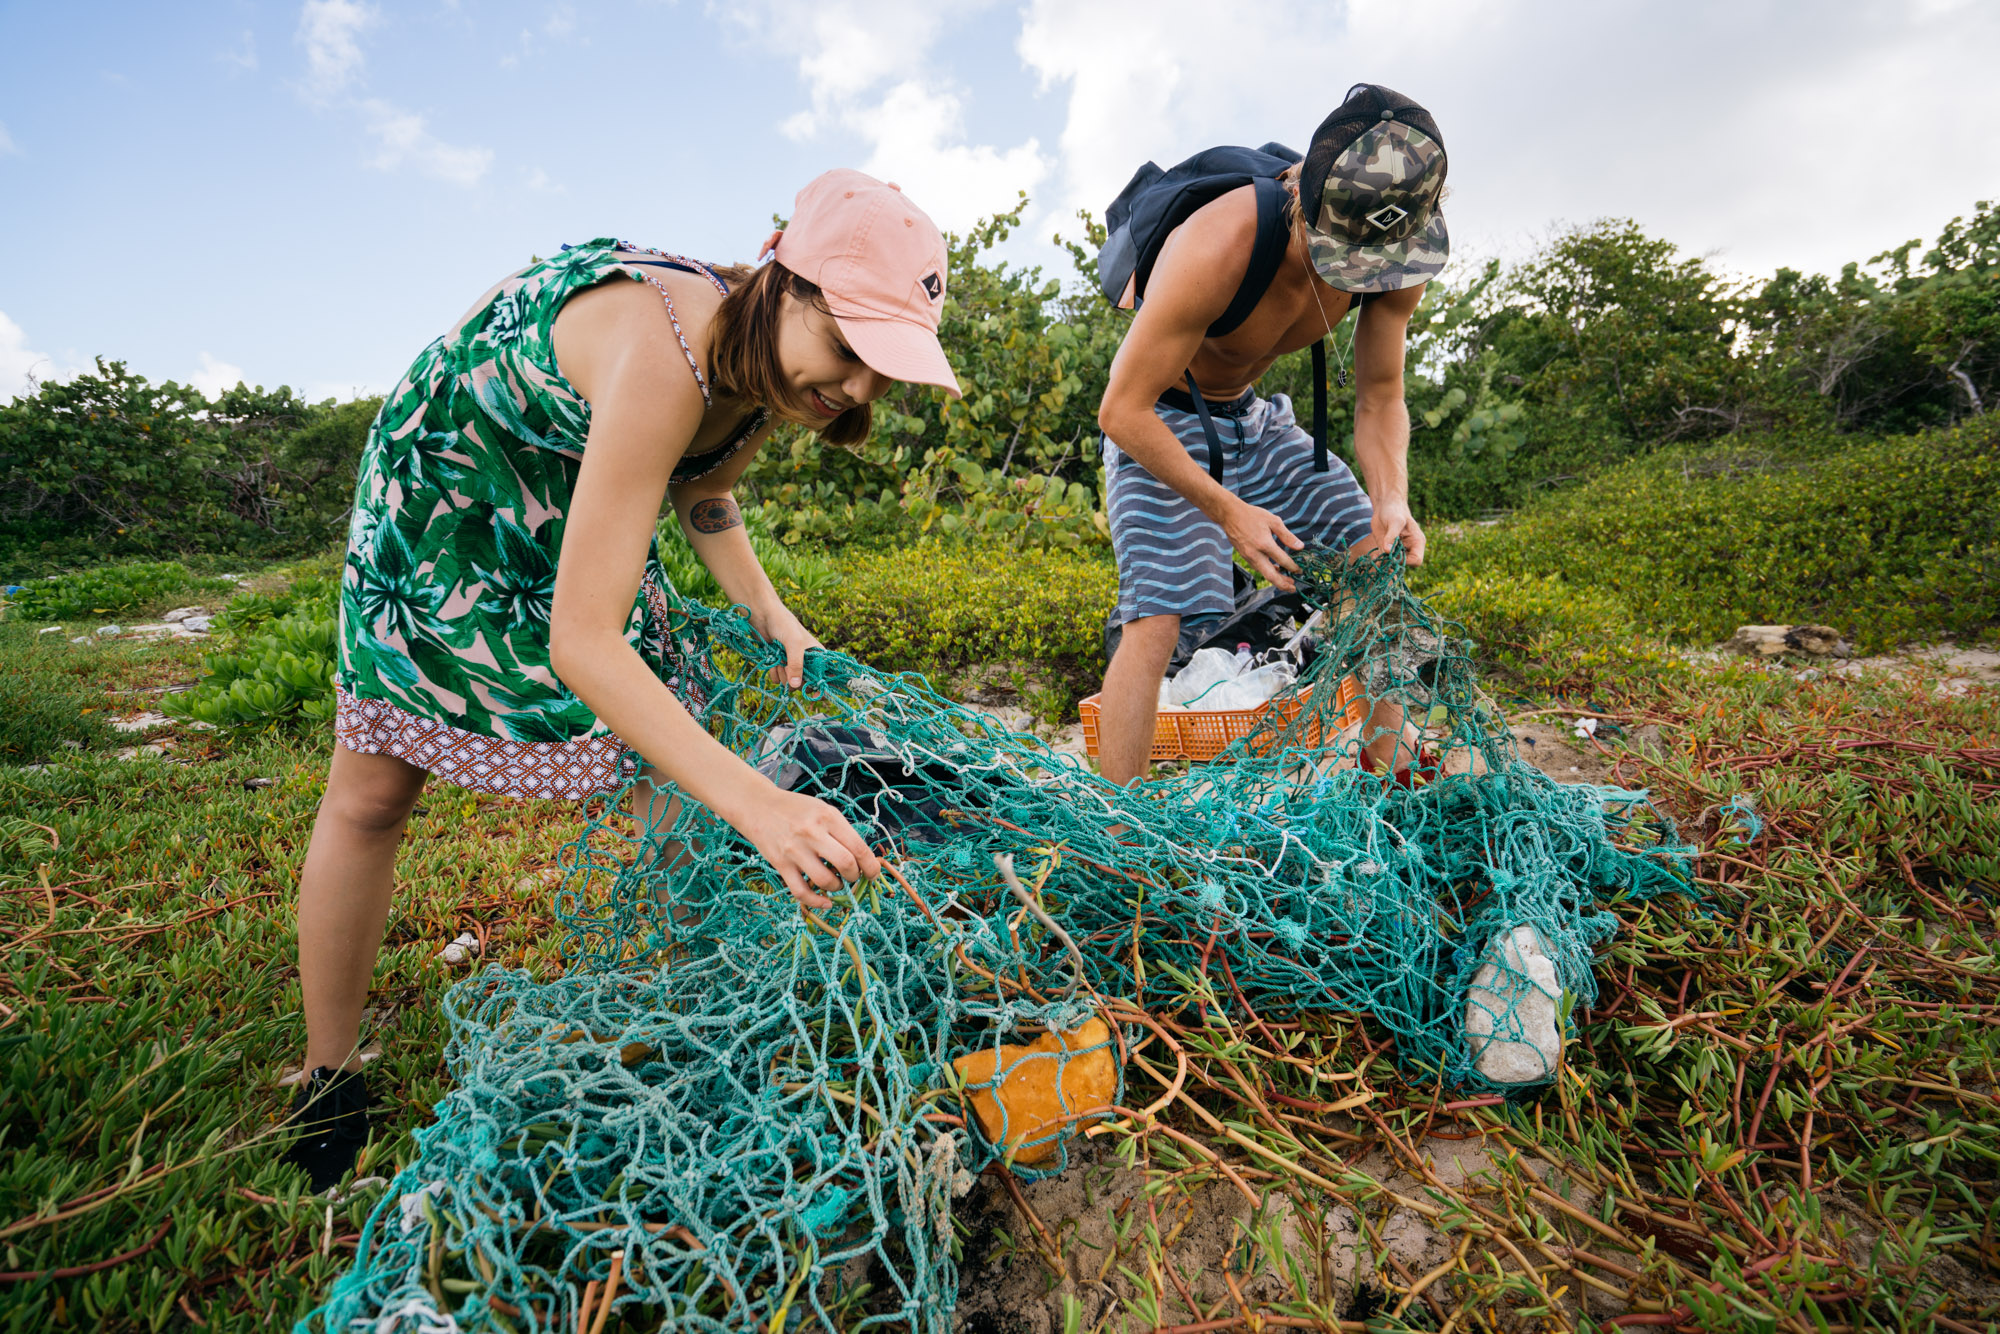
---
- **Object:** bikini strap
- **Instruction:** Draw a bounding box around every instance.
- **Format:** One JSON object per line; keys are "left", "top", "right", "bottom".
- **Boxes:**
{"left": 614, "top": 241, "right": 731, "bottom": 410}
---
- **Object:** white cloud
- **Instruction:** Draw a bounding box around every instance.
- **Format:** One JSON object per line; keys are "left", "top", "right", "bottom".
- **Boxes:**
{"left": 361, "top": 100, "right": 494, "bottom": 187}
{"left": 521, "top": 165, "right": 563, "bottom": 194}
{"left": 720, "top": 0, "right": 1047, "bottom": 236}
{"left": 0, "top": 312, "right": 78, "bottom": 402}
{"left": 190, "top": 353, "right": 248, "bottom": 400}
{"left": 847, "top": 82, "right": 1046, "bottom": 234}
{"left": 292, "top": 2, "right": 494, "bottom": 189}
{"left": 0, "top": 122, "right": 18, "bottom": 157}
{"left": 297, "top": 0, "right": 376, "bottom": 101}
{"left": 1017, "top": 0, "right": 2000, "bottom": 283}
{"left": 219, "top": 29, "right": 258, "bottom": 72}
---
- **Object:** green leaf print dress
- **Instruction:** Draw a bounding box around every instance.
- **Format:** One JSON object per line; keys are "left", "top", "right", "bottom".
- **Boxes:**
{"left": 334, "top": 240, "right": 767, "bottom": 800}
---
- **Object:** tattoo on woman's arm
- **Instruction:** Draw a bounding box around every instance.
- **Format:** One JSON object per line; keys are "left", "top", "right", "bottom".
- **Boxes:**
{"left": 689, "top": 498, "right": 743, "bottom": 534}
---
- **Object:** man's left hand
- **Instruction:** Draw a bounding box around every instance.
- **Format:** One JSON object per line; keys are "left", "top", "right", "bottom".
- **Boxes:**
{"left": 1363, "top": 501, "right": 1427, "bottom": 565}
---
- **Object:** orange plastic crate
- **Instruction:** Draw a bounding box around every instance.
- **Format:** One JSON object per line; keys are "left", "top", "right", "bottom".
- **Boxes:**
{"left": 1079, "top": 675, "right": 1364, "bottom": 764}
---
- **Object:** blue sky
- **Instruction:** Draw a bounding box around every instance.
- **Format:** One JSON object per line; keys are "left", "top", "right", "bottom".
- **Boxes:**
{"left": 3, "top": 0, "right": 1996, "bottom": 403}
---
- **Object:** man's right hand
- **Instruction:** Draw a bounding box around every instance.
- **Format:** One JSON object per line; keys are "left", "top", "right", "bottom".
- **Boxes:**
{"left": 1222, "top": 499, "right": 1305, "bottom": 591}
{"left": 732, "top": 786, "right": 881, "bottom": 910}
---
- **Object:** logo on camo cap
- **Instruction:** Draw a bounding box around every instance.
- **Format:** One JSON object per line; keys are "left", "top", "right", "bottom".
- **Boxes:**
{"left": 1300, "top": 83, "right": 1450, "bottom": 293}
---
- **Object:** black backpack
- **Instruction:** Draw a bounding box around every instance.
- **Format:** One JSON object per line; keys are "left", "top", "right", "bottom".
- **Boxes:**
{"left": 1099, "top": 143, "right": 1334, "bottom": 479}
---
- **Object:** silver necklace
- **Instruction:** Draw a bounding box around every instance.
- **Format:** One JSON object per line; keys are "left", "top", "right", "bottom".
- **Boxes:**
{"left": 1302, "top": 248, "right": 1351, "bottom": 388}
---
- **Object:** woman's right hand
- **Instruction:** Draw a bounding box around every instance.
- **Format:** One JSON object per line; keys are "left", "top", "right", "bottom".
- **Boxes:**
{"left": 733, "top": 786, "right": 882, "bottom": 909}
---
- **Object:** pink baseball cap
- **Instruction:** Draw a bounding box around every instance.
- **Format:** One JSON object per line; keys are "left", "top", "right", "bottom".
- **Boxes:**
{"left": 768, "top": 169, "right": 962, "bottom": 398}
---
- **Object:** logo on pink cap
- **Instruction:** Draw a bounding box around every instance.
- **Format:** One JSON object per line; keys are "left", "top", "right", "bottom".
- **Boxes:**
{"left": 772, "top": 169, "right": 962, "bottom": 398}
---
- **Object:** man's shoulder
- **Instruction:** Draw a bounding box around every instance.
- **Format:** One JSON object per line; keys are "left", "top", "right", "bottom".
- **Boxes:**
{"left": 1164, "top": 184, "right": 1260, "bottom": 261}
{"left": 1147, "top": 185, "right": 1260, "bottom": 312}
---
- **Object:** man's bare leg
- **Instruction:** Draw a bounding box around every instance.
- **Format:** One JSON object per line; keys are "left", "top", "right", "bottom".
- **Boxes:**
{"left": 1098, "top": 614, "right": 1181, "bottom": 786}
{"left": 1340, "top": 542, "right": 1426, "bottom": 774}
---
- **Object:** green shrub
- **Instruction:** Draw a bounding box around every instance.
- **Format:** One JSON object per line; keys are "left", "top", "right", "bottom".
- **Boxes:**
{"left": 654, "top": 515, "right": 841, "bottom": 606}
{"left": 1419, "top": 418, "right": 2000, "bottom": 651}
{"left": 164, "top": 569, "right": 340, "bottom": 730}
{"left": 0, "top": 560, "right": 232, "bottom": 621}
{"left": 208, "top": 573, "right": 338, "bottom": 637}
{"left": 794, "top": 541, "right": 1117, "bottom": 698}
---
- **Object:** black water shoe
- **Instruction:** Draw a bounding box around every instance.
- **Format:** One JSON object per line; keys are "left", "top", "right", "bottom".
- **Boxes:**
{"left": 282, "top": 1066, "right": 374, "bottom": 1192}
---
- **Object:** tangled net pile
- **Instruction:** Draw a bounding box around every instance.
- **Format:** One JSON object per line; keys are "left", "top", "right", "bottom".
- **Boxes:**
{"left": 303, "top": 549, "right": 1689, "bottom": 1334}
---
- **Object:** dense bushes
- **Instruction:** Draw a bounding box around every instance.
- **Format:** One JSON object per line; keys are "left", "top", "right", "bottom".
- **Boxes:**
{"left": 1423, "top": 571, "right": 1686, "bottom": 695}
{"left": 737, "top": 197, "right": 2000, "bottom": 543}
{"left": 653, "top": 516, "right": 841, "bottom": 605}
{"left": 1418, "top": 417, "right": 2000, "bottom": 651}
{"left": 0, "top": 362, "right": 376, "bottom": 575}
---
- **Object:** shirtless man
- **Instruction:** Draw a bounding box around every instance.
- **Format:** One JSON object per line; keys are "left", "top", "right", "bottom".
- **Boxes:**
{"left": 1094, "top": 83, "right": 1450, "bottom": 785}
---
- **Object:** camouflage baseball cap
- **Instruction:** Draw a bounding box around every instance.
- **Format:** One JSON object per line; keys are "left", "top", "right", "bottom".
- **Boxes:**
{"left": 1299, "top": 83, "right": 1449, "bottom": 293}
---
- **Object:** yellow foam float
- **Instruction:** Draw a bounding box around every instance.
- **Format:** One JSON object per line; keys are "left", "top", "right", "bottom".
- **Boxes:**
{"left": 950, "top": 1018, "right": 1116, "bottom": 1167}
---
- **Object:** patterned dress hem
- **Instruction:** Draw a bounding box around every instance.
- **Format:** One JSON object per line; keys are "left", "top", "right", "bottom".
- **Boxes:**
{"left": 333, "top": 688, "right": 636, "bottom": 801}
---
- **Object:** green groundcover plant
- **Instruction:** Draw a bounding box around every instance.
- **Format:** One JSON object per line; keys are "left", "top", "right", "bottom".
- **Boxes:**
{"left": 3, "top": 551, "right": 1998, "bottom": 1332}
{"left": 0, "top": 562, "right": 233, "bottom": 622}
{"left": 0, "top": 622, "right": 122, "bottom": 763}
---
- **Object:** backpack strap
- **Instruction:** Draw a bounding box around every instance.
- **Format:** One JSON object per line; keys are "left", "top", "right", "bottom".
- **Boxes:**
{"left": 1207, "top": 177, "right": 1291, "bottom": 338}
{"left": 1184, "top": 371, "right": 1227, "bottom": 482}
{"left": 1311, "top": 339, "right": 1329, "bottom": 473}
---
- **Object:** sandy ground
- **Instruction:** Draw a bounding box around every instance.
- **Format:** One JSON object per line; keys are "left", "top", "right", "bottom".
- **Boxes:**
{"left": 1831, "top": 643, "right": 2000, "bottom": 694}
{"left": 950, "top": 1128, "right": 1626, "bottom": 1330}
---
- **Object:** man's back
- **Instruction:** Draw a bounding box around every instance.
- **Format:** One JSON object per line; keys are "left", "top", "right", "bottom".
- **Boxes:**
{"left": 1143, "top": 182, "right": 1362, "bottom": 401}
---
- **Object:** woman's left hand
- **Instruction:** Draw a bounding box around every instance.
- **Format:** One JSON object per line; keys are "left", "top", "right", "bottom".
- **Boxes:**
{"left": 756, "top": 604, "right": 822, "bottom": 690}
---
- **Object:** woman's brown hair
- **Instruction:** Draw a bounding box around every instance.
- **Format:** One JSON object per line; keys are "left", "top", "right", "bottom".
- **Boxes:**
{"left": 709, "top": 261, "right": 873, "bottom": 447}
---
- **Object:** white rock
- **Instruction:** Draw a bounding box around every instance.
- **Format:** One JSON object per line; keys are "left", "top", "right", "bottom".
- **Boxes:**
{"left": 436, "top": 931, "right": 481, "bottom": 965}
{"left": 160, "top": 606, "right": 204, "bottom": 623}
{"left": 96, "top": 624, "right": 122, "bottom": 636}
{"left": 397, "top": 1181, "right": 448, "bottom": 1236}
{"left": 1465, "top": 925, "right": 1564, "bottom": 1084}
{"left": 1725, "top": 624, "right": 1849, "bottom": 658}
{"left": 38, "top": 626, "right": 61, "bottom": 635}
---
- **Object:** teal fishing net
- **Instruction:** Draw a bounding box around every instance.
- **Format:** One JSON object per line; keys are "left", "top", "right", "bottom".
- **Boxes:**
{"left": 301, "top": 547, "right": 1690, "bottom": 1333}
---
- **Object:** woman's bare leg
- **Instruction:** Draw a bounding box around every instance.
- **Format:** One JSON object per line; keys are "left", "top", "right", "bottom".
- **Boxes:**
{"left": 627, "top": 765, "right": 682, "bottom": 849}
{"left": 298, "top": 744, "right": 428, "bottom": 1073}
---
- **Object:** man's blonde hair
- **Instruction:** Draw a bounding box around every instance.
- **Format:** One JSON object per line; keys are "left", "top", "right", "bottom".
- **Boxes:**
{"left": 1279, "top": 163, "right": 1314, "bottom": 251}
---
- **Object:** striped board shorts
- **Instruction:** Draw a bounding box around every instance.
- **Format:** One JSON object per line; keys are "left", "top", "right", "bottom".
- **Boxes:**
{"left": 1104, "top": 387, "right": 1374, "bottom": 628}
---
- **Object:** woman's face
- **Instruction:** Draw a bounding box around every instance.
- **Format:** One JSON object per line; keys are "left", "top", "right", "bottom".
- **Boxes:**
{"left": 773, "top": 291, "right": 892, "bottom": 424}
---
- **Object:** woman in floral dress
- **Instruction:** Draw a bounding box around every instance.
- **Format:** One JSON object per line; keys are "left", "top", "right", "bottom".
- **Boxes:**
{"left": 287, "top": 170, "right": 962, "bottom": 1189}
